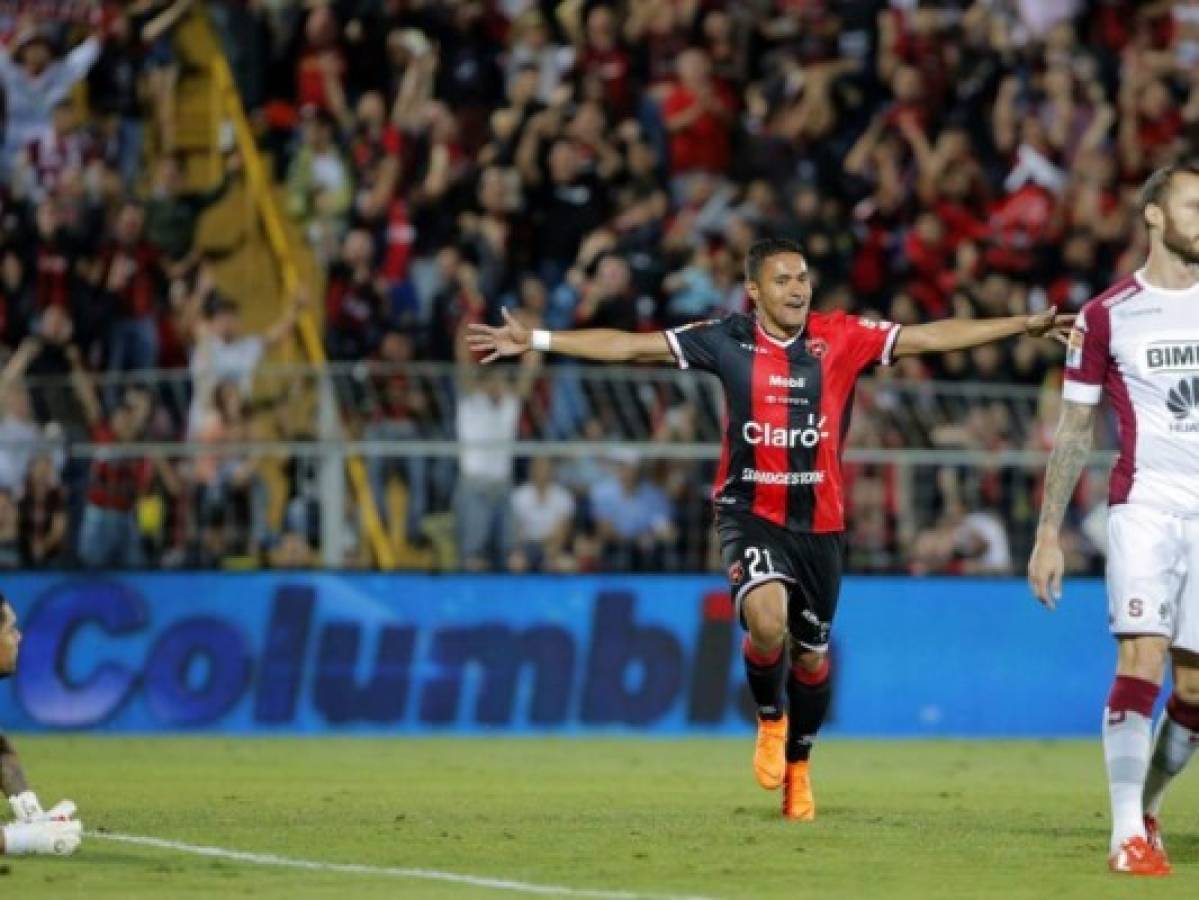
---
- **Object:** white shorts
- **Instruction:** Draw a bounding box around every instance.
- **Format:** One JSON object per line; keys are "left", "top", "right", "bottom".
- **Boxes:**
{"left": 1106, "top": 504, "right": 1199, "bottom": 652}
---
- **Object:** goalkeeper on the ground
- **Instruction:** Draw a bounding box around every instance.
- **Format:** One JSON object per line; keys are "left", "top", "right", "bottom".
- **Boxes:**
{"left": 0, "top": 596, "right": 81, "bottom": 857}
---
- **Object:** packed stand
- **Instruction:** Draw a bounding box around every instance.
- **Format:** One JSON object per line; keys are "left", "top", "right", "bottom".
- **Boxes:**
{"left": 206, "top": 0, "right": 1186, "bottom": 573}
{"left": 4, "top": 0, "right": 1187, "bottom": 572}
{"left": 0, "top": 1, "right": 323, "bottom": 570}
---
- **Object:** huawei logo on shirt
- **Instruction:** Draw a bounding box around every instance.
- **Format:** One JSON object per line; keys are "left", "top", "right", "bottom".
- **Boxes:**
{"left": 1166, "top": 376, "right": 1199, "bottom": 424}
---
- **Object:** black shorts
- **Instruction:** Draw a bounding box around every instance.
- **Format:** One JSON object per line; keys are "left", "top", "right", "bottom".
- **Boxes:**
{"left": 717, "top": 511, "right": 846, "bottom": 651}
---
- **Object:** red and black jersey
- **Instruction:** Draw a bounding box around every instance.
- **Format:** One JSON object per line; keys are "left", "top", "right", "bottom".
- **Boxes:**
{"left": 665, "top": 312, "right": 901, "bottom": 533}
{"left": 86, "top": 422, "right": 152, "bottom": 512}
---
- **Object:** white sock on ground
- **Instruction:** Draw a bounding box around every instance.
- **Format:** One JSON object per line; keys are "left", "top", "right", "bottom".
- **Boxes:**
{"left": 1104, "top": 704, "right": 1154, "bottom": 853}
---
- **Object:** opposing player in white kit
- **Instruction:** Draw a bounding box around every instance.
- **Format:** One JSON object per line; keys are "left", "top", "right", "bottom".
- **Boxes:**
{"left": 1029, "top": 159, "right": 1199, "bottom": 877}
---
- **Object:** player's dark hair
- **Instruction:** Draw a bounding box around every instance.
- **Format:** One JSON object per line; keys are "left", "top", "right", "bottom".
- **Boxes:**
{"left": 1139, "top": 157, "right": 1199, "bottom": 219}
{"left": 744, "top": 237, "right": 805, "bottom": 283}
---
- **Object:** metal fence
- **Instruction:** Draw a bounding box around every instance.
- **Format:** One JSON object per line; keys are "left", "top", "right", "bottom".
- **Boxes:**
{"left": 0, "top": 361, "right": 1115, "bottom": 574}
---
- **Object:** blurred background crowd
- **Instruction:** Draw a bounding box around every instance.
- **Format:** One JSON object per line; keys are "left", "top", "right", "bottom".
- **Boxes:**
{"left": 0, "top": 0, "right": 1181, "bottom": 573}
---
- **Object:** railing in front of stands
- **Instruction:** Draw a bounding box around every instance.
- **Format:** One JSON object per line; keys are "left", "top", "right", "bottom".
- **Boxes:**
{"left": 0, "top": 364, "right": 1112, "bottom": 574}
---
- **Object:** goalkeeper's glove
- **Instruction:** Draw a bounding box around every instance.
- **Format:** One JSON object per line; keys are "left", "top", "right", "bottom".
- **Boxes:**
{"left": 8, "top": 792, "right": 77, "bottom": 823}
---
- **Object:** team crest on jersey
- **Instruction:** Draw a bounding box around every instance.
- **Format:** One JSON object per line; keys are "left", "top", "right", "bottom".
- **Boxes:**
{"left": 728, "top": 560, "right": 745, "bottom": 585}
{"left": 1065, "top": 328, "right": 1084, "bottom": 369}
{"left": 806, "top": 338, "right": 828, "bottom": 359}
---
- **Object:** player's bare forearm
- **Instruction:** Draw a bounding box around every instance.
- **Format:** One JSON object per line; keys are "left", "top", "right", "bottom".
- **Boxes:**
{"left": 0, "top": 734, "right": 30, "bottom": 796}
{"left": 893, "top": 317, "right": 1027, "bottom": 355}
{"left": 548, "top": 330, "right": 674, "bottom": 363}
{"left": 1035, "top": 400, "right": 1096, "bottom": 540}
{"left": 893, "top": 311, "right": 1073, "bottom": 356}
{"left": 466, "top": 313, "right": 675, "bottom": 364}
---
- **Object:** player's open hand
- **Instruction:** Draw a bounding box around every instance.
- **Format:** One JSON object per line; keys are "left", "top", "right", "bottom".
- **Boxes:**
{"left": 8, "top": 791, "right": 77, "bottom": 824}
{"left": 1027, "top": 537, "right": 1065, "bottom": 611}
{"left": 465, "top": 307, "right": 531, "bottom": 364}
{"left": 1025, "top": 309, "right": 1076, "bottom": 345}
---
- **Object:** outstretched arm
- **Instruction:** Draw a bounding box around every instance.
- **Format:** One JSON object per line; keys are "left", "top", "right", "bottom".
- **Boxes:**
{"left": 262, "top": 288, "right": 310, "bottom": 351}
{"left": 466, "top": 308, "right": 675, "bottom": 364}
{"left": 53, "top": 34, "right": 101, "bottom": 89}
{"left": 893, "top": 309, "right": 1073, "bottom": 357}
{"left": 1027, "top": 400, "right": 1097, "bottom": 609}
{"left": 65, "top": 344, "right": 103, "bottom": 428}
{"left": 263, "top": 304, "right": 300, "bottom": 350}
{"left": 0, "top": 336, "right": 43, "bottom": 388}
{"left": 142, "top": 0, "right": 195, "bottom": 44}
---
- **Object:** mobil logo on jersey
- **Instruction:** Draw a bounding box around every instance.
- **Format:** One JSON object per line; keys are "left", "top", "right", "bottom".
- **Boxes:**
{"left": 742, "top": 413, "right": 828, "bottom": 448}
{"left": 767, "top": 374, "right": 806, "bottom": 389}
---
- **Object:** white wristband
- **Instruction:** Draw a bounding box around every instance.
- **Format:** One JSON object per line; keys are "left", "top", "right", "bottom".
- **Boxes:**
{"left": 530, "top": 329, "right": 552, "bottom": 351}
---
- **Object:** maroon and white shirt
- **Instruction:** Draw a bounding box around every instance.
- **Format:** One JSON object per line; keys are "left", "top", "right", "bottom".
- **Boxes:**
{"left": 22, "top": 126, "right": 93, "bottom": 201}
{"left": 666, "top": 311, "right": 901, "bottom": 532}
{"left": 1064, "top": 270, "right": 1199, "bottom": 513}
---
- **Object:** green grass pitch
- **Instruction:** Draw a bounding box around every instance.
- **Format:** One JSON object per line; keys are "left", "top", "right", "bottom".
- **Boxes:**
{"left": 2, "top": 737, "right": 1196, "bottom": 898}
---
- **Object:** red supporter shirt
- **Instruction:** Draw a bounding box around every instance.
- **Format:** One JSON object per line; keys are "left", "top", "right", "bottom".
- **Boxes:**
{"left": 350, "top": 126, "right": 403, "bottom": 175}
{"left": 98, "top": 242, "right": 160, "bottom": 319}
{"left": 35, "top": 244, "right": 70, "bottom": 310}
{"left": 578, "top": 46, "right": 632, "bottom": 116}
{"left": 86, "top": 422, "right": 152, "bottom": 512}
{"left": 662, "top": 82, "right": 735, "bottom": 175}
{"left": 297, "top": 50, "right": 345, "bottom": 112}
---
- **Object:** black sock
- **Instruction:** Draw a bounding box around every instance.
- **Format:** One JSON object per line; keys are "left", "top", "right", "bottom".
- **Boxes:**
{"left": 742, "top": 636, "right": 786, "bottom": 720}
{"left": 786, "top": 658, "right": 831, "bottom": 761}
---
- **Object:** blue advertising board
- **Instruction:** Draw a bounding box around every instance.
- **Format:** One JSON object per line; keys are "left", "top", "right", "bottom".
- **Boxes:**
{"left": 0, "top": 574, "right": 1115, "bottom": 736}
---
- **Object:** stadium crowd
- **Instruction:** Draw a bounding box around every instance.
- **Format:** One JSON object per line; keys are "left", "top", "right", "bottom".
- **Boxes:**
{"left": 0, "top": 0, "right": 1185, "bottom": 571}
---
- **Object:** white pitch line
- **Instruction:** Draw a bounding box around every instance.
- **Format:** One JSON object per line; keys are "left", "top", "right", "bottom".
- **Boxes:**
{"left": 88, "top": 831, "right": 718, "bottom": 900}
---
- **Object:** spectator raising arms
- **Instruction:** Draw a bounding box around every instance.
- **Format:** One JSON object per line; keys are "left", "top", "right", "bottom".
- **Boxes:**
{"left": 454, "top": 350, "right": 541, "bottom": 571}
{"left": 187, "top": 285, "right": 306, "bottom": 438}
{"left": 0, "top": 23, "right": 99, "bottom": 176}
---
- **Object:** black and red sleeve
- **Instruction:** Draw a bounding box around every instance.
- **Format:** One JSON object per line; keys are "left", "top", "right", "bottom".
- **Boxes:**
{"left": 663, "top": 318, "right": 726, "bottom": 373}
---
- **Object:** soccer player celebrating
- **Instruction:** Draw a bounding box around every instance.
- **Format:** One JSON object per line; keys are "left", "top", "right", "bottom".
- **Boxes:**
{"left": 1029, "top": 158, "right": 1199, "bottom": 877}
{"left": 470, "top": 237, "right": 1071, "bottom": 819}
{"left": 1, "top": 598, "right": 82, "bottom": 857}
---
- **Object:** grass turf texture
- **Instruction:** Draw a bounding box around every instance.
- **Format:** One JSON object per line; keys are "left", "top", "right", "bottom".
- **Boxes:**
{"left": 1, "top": 737, "right": 1196, "bottom": 899}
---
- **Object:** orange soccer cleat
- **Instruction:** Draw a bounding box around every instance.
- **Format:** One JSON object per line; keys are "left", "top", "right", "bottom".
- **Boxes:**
{"left": 781, "top": 760, "right": 815, "bottom": 821}
{"left": 1108, "top": 836, "right": 1171, "bottom": 876}
{"left": 753, "top": 715, "right": 788, "bottom": 789}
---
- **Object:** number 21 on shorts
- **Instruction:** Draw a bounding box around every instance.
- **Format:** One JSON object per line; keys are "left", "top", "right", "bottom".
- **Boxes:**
{"left": 746, "top": 547, "right": 775, "bottom": 578}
